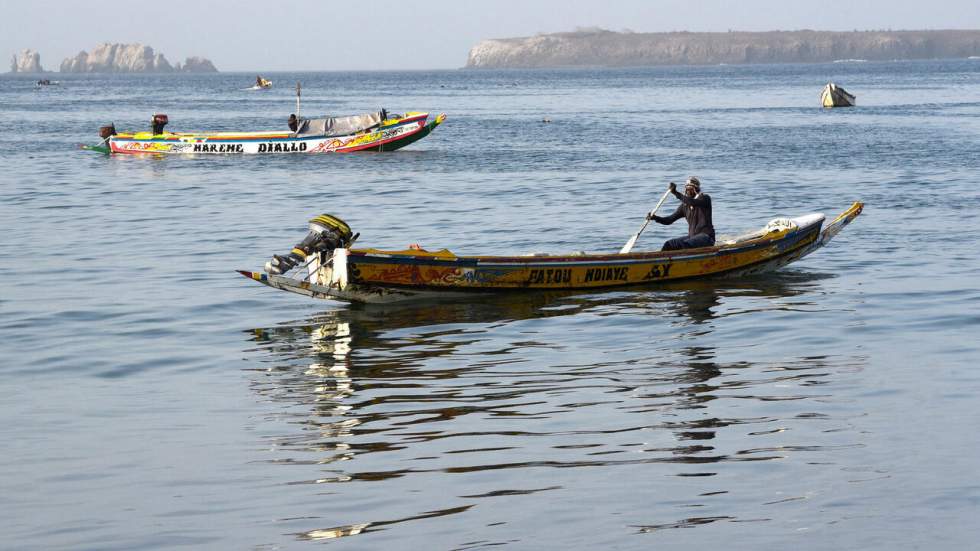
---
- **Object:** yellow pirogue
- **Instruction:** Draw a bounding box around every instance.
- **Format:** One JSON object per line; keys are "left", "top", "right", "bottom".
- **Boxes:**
{"left": 239, "top": 202, "right": 863, "bottom": 304}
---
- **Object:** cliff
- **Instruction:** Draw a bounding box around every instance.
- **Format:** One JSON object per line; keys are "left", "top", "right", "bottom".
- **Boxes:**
{"left": 59, "top": 43, "right": 217, "bottom": 73}
{"left": 465, "top": 29, "right": 980, "bottom": 68}
{"left": 10, "top": 49, "right": 44, "bottom": 73}
{"left": 175, "top": 56, "right": 218, "bottom": 73}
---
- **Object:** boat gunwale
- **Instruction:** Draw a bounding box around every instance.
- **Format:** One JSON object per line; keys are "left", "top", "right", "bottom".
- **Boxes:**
{"left": 347, "top": 221, "right": 823, "bottom": 268}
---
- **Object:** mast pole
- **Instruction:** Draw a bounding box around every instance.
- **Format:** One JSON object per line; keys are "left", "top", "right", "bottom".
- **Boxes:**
{"left": 296, "top": 81, "right": 301, "bottom": 120}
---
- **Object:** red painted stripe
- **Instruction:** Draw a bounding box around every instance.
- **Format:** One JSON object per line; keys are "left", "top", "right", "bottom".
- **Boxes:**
{"left": 158, "top": 115, "right": 427, "bottom": 142}
{"left": 394, "top": 113, "right": 428, "bottom": 124}
{"left": 206, "top": 134, "right": 292, "bottom": 141}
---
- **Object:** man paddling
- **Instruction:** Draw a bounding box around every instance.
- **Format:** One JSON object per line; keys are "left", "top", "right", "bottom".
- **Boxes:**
{"left": 647, "top": 176, "right": 715, "bottom": 251}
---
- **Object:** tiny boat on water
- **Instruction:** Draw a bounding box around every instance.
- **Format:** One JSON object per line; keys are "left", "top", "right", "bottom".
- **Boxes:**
{"left": 821, "top": 82, "right": 856, "bottom": 107}
{"left": 86, "top": 110, "right": 445, "bottom": 154}
{"left": 238, "top": 203, "right": 864, "bottom": 304}
{"left": 248, "top": 76, "right": 272, "bottom": 90}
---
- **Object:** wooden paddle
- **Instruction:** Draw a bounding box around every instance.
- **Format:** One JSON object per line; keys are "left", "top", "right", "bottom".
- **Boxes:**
{"left": 619, "top": 186, "right": 673, "bottom": 254}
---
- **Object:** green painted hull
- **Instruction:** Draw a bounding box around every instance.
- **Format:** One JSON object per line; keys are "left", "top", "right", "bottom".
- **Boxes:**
{"left": 80, "top": 144, "right": 111, "bottom": 154}
{"left": 370, "top": 116, "right": 444, "bottom": 152}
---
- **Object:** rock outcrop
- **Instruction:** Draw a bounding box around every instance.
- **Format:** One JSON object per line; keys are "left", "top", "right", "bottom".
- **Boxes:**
{"left": 466, "top": 29, "right": 980, "bottom": 68}
{"left": 9, "top": 49, "right": 44, "bottom": 73}
{"left": 60, "top": 43, "right": 172, "bottom": 73}
{"left": 10, "top": 44, "right": 218, "bottom": 73}
{"left": 175, "top": 56, "right": 218, "bottom": 73}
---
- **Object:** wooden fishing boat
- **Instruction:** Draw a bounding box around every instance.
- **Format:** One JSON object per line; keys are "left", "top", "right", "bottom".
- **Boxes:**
{"left": 238, "top": 202, "right": 864, "bottom": 304}
{"left": 88, "top": 111, "right": 445, "bottom": 154}
{"left": 821, "top": 82, "right": 856, "bottom": 107}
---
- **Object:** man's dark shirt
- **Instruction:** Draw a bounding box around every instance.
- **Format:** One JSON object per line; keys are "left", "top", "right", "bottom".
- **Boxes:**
{"left": 654, "top": 191, "right": 715, "bottom": 240}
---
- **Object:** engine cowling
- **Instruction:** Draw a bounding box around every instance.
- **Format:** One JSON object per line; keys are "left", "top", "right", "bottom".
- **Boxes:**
{"left": 265, "top": 214, "right": 354, "bottom": 275}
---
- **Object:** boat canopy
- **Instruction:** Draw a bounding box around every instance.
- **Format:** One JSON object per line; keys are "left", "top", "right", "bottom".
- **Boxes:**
{"left": 295, "top": 111, "right": 385, "bottom": 137}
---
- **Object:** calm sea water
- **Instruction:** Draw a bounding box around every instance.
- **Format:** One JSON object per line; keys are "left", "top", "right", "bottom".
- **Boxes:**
{"left": 1, "top": 61, "right": 979, "bottom": 550}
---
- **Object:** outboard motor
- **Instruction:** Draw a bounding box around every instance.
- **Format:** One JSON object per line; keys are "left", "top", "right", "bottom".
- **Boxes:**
{"left": 151, "top": 113, "right": 169, "bottom": 134}
{"left": 265, "top": 214, "right": 354, "bottom": 275}
{"left": 288, "top": 114, "right": 299, "bottom": 132}
{"left": 99, "top": 124, "right": 117, "bottom": 139}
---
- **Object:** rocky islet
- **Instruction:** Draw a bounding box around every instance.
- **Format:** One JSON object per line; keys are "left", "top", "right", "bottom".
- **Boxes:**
{"left": 7, "top": 43, "right": 217, "bottom": 73}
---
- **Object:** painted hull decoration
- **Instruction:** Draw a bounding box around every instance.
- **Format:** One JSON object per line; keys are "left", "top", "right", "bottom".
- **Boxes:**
{"left": 822, "top": 82, "right": 856, "bottom": 107}
{"left": 100, "top": 112, "right": 445, "bottom": 154}
{"left": 239, "top": 202, "right": 864, "bottom": 304}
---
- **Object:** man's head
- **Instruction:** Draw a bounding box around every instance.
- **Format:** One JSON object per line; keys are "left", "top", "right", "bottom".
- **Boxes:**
{"left": 685, "top": 176, "right": 701, "bottom": 197}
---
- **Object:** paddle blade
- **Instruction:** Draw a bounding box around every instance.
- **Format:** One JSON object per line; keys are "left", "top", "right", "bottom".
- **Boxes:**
{"left": 618, "top": 187, "right": 669, "bottom": 254}
{"left": 619, "top": 234, "right": 639, "bottom": 254}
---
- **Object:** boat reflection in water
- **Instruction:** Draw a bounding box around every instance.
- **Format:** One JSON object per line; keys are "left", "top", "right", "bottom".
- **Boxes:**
{"left": 243, "top": 272, "right": 868, "bottom": 543}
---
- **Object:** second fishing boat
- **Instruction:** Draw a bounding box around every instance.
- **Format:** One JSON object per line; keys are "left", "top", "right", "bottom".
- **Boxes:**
{"left": 86, "top": 82, "right": 445, "bottom": 154}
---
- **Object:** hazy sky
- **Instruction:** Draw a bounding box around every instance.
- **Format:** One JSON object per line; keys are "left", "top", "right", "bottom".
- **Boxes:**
{"left": 4, "top": 0, "right": 979, "bottom": 71}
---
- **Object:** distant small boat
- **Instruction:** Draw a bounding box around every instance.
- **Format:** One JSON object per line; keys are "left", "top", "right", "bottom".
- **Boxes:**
{"left": 35, "top": 79, "right": 60, "bottom": 87}
{"left": 821, "top": 82, "right": 856, "bottom": 107}
{"left": 247, "top": 77, "right": 272, "bottom": 90}
{"left": 238, "top": 203, "right": 864, "bottom": 304}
